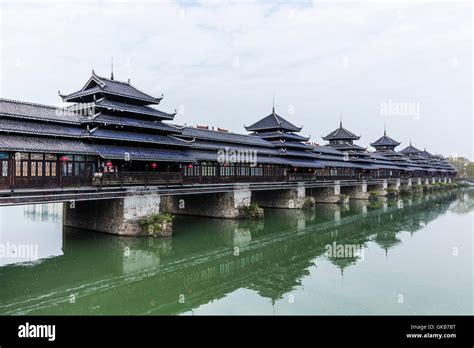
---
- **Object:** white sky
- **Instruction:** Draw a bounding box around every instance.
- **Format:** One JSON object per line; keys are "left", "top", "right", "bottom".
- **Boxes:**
{"left": 1, "top": 0, "right": 472, "bottom": 158}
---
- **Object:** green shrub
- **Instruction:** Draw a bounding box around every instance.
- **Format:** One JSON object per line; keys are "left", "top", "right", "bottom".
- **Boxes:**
{"left": 242, "top": 203, "right": 264, "bottom": 218}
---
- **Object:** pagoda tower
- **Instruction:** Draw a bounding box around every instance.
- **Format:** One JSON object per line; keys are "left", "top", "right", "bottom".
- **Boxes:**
{"left": 59, "top": 70, "right": 192, "bottom": 172}
{"left": 322, "top": 121, "right": 365, "bottom": 153}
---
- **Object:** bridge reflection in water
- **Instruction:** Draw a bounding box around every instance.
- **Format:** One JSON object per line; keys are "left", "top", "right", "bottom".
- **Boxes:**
{"left": 0, "top": 190, "right": 472, "bottom": 315}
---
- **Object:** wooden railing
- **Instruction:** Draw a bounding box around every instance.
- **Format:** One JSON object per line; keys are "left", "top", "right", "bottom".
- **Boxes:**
{"left": 94, "top": 172, "right": 182, "bottom": 186}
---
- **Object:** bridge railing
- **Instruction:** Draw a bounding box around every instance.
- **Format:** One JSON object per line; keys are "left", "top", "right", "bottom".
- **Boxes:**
{"left": 94, "top": 172, "right": 182, "bottom": 186}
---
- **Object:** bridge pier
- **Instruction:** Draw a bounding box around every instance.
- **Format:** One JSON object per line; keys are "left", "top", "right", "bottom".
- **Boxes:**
{"left": 341, "top": 181, "right": 369, "bottom": 200}
{"left": 367, "top": 179, "right": 387, "bottom": 197}
{"left": 307, "top": 181, "right": 341, "bottom": 203}
{"left": 160, "top": 184, "right": 254, "bottom": 219}
{"left": 252, "top": 182, "right": 307, "bottom": 209}
{"left": 388, "top": 178, "right": 401, "bottom": 191}
{"left": 63, "top": 194, "right": 166, "bottom": 236}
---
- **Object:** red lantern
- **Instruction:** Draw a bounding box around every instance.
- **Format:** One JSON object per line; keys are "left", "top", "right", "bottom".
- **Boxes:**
{"left": 151, "top": 163, "right": 157, "bottom": 169}
{"left": 223, "top": 163, "right": 228, "bottom": 167}
{"left": 59, "top": 156, "right": 69, "bottom": 161}
{"left": 187, "top": 164, "right": 193, "bottom": 169}
{"left": 106, "top": 161, "right": 113, "bottom": 168}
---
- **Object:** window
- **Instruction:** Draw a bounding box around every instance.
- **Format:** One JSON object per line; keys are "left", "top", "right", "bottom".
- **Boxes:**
{"left": 22, "top": 161, "right": 28, "bottom": 176}
{"left": 31, "top": 162, "right": 37, "bottom": 176}
{"left": 1, "top": 161, "right": 8, "bottom": 177}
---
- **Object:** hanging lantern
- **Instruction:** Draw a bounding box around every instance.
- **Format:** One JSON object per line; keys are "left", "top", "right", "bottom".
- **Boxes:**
{"left": 151, "top": 163, "right": 157, "bottom": 169}
{"left": 294, "top": 167, "right": 298, "bottom": 172}
{"left": 187, "top": 164, "right": 193, "bottom": 169}
{"left": 223, "top": 163, "right": 228, "bottom": 167}
{"left": 59, "top": 155, "right": 69, "bottom": 162}
{"left": 106, "top": 161, "right": 113, "bottom": 168}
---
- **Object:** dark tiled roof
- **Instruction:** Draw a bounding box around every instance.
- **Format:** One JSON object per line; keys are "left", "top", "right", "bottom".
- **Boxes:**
{"left": 245, "top": 110, "right": 302, "bottom": 132}
{"left": 254, "top": 131, "right": 309, "bottom": 142}
{"left": 61, "top": 71, "right": 163, "bottom": 104}
{"left": 180, "top": 127, "right": 273, "bottom": 147}
{"left": 322, "top": 121, "right": 360, "bottom": 141}
{"left": 89, "top": 98, "right": 175, "bottom": 119}
{"left": 81, "top": 114, "right": 180, "bottom": 133}
{"left": 0, "top": 135, "right": 95, "bottom": 154}
{"left": 399, "top": 144, "right": 421, "bottom": 155}
{"left": 0, "top": 98, "right": 81, "bottom": 124}
{"left": 312, "top": 145, "right": 345, "bottom": 156}
{"left": 86, "top": 129, "right": 191, "bottom": 147}
{"left": 92, "top": 145, "right": 192, "bottom": 162}
{"left": 267, "top": 140, "right": 314, "bottom": 150}
{"left": 419, "top": 149, "right": 433, "bottom": 158}
{"left": 191, "top": 150, "right": 289, "bottom": 165}
{"left": 190, "top": 140, "right": 280, "bottom": 156}
{"left": 288, "top": 159, "right": 325, "bottom": 168}
{"left": 279, "top": 149, "right": 319, "bottom": 159}
{"left": 370, "top": 131, "right": 401, "bottom": 147}
{"left": 328, "top": 143, "right": 366, "bottom": 152}
{"left": 0, "top": 118, "right": 84, "bottom": 138}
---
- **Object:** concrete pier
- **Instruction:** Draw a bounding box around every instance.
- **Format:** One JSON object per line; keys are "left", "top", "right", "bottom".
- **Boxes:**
{"left": 160, "top": 184, "right": 253, "bottom": 218}
{"left": 341, "top": 181, "right": 369, "bottom": 200}
{"left": 307, "top": 181, "right": 341, "bottom": 203}
{"left": 64, "top": 194, "right": 163, "bottom": 236}
{"left": 252, "top": 182, "right": 306, "bottom": 208}
{"left": 367, "top": 179, "right": 387, "bottom": 197}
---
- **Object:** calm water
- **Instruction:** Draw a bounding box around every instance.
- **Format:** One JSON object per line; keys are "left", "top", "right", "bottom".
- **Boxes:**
{"left": 0, "top": 190, "right": 472, "bottom": 315}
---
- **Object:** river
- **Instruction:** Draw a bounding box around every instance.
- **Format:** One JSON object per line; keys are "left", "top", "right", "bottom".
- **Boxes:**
{"left": 0, "top": 189, "right": 472, "bottom": 315}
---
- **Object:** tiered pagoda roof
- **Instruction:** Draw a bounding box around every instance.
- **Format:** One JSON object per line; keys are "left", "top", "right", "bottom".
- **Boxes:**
{"left": 370, "top": 129, "right": 401, "bottom": 151}
{"left": 60, "top": 70, "right": 163, "bottom": 105}
{"left": 322, "top": 121, "right": 360, "bottom": 141}
{"left": 322, "top": 121, "right": 366, "bottom": 154}
{"left": 245, "top": 108, "right": 302, "bottom": 133}
{"left": 246, "top": 108, "right": 321, "bottom": 168}
{"left": 399, "top": 143, "right": 422, "bottom": 156}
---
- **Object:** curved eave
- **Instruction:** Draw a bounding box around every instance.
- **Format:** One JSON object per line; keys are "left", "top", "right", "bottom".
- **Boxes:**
{"left": 61, "top": 89, "right": 163, "bottom": 105}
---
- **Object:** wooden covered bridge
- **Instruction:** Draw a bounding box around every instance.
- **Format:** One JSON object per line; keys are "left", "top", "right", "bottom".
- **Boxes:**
{"left": 0, "top": 70, "right": 457, "bottom": 235}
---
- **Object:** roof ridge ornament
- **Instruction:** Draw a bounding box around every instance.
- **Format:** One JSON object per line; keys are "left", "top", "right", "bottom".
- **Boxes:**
{"left": 110, "top": 57, "right": 114, "bottom": 80}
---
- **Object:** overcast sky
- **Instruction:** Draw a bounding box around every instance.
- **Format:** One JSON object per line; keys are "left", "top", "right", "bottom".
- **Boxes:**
{"left": 1, "top": 0, "right": 472, "bottom": 158}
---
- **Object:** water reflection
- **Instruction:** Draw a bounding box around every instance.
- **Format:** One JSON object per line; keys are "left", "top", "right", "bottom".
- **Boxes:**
{"left": 0, "top": 203, "right": 63, "bottom": 267}
{"left": 0, "top": 190, "right": 472, "bottom": 315}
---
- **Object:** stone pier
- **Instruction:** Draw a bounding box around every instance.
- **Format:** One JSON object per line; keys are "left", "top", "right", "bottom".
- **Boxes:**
{"left": 388, "top": 178, "right": 401, "bottom": 191}
{"left": 160, "top": 184, "right": 253, "bottom": 218}
{"left": 307, "top": 181, "right": 341, "bottom": 203}
{"left": 367, "top": 179, "right": 387, "bottom": 196}
{"left": 64, "top": 194, "right": 165, "bottom": 236}
{"left": 341, "top": 181, "right": 369, "bottom": 200}
{"left": 252, "top": 182, "right": 307, "bottom": 209}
